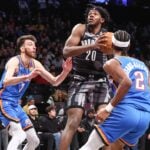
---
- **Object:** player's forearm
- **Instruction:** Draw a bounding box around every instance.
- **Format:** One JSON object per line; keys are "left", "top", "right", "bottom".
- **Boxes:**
{"left": 52, "top": 70, "right": 70, "bottom": 86}
{"left": 3, "top": 75, "right": 28, "bottom": 87}
{"left": 63, "top": 44, "right": 96, "bottom": 58}
{"left": 105, "top": 78, "right": 131, "bottom": 113}
{"left": 110, "top": 78, "right": 132, "bottom": 107}
{"left": 40, "top": 69, "right": 70, "bottom": 86}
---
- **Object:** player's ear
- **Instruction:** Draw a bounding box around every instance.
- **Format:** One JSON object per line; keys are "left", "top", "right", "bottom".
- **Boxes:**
{"left": 101, "top": 17, "right": 105, "bottom": 24}
{"left": 20, "top": 46, "right": 24, "bottom": 52}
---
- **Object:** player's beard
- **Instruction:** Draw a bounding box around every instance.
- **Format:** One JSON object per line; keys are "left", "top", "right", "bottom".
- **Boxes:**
{"left": 87, "top": 22, "right": 98, "bottom": 31}
{"left": 87, "top": 19, "right": 100, "bottom": 29}
{"left": 25, "top": 48, "right": 36, "bottom": 58}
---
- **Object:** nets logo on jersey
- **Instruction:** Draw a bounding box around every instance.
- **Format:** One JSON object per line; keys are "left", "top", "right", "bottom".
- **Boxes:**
{"left": 81, "top": 32, "right": 98, "bottom": 46}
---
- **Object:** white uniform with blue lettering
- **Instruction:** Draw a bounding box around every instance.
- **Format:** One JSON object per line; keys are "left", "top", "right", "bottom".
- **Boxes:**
{"left": 95, "top": 56, "right": 150, "bottom": 146}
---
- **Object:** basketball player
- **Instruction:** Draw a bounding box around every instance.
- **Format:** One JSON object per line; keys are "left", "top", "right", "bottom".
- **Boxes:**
{"left": 60, "top": 4, "right": 112, "bottom": 150}
{"left": 0, "top": 35, "right": 72, "bottom": 150}
{"left": 79, "top": 30, "right": 150, "bottom": 150}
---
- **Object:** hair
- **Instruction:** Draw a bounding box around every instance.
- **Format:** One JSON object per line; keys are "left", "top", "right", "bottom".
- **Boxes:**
{"left": 113, "top": 30, "right": 131, "bottom": 52}
{"left": 87, "top": 108, "right": 95, "bottom": 115}
{"left": 16, "top": 35, "right": 37, "bottom": 51}
{"left": 85, "top": 4, "right": 110, "bottom": 26}
{"left": 45, "top": 105, "right": 56, "bottom": 113}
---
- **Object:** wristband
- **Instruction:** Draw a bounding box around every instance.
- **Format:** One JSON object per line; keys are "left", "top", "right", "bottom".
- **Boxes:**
{"left": 105, "top": 103, "right": 114, "bottom": 113}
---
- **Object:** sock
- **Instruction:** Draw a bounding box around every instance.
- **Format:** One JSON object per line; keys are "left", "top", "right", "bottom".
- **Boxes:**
{"left": 79, "top": 129, "right": 104, "bottom": 150}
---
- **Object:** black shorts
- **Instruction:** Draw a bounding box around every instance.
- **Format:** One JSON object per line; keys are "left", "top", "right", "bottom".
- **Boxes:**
{"left": 67, "top": 75, "right": 110, "bottom": 110}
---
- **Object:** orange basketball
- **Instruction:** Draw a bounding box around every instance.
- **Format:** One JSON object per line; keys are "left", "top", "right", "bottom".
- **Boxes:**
{"left": 99, "top": 32, "right": 114, "bottom": 55}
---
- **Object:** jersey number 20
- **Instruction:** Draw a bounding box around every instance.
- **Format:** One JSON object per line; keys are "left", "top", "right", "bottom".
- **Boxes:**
{"left": 86, "top": 50, "right": 97, "bottom": 61}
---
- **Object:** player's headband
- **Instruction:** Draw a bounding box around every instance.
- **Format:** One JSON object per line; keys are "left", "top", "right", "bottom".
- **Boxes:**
{"left": 112, "top": 35, "right": 130, "bottom": 48}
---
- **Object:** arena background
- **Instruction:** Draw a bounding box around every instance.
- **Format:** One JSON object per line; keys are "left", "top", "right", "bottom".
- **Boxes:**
{"left": 0, "top": 0, "right": 150, "bottom": 112}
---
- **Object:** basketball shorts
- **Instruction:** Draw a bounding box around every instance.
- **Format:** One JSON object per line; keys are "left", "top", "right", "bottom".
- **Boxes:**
{"left": 95, "top": 104, "right": 150, "bottom": 146}
{"left": 67, "top": 75, "right": 110, "bottom": 109}
{"left": 0, "top": 100, "right": 33, "bottom": 130}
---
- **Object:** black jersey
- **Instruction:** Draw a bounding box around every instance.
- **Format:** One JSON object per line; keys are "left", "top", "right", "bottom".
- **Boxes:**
{"left": 73, "top": 26, "right": 108, "bottom": 78}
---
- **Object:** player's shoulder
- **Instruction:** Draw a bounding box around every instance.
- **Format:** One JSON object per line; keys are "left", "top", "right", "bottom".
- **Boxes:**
{"left": 74, "top": 23, "right": 85, "bottom": 28}
{"left": 6, "top": 56, "right": 19, "bottom": 66}
{"left": 32, "top": 59, "right": 43, "bottom": 68}
{"left": 104, "top": 58, "right": 120, "bottom": 68}
{"left": 32, "top": 59, "right": 40, "bottom": 65}
{"left": 72, "top": 23, "right": 86, "bottom": 32}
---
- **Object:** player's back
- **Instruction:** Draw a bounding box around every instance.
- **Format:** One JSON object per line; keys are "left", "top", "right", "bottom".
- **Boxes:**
{"left": 0, "top": 55, "right": 34, "bottom": 104}
{"left": 115, "top": 56, "right": 150, "bottom": 112}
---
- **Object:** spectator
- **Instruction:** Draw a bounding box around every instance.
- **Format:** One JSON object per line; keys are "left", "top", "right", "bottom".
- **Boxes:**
{"left": 28, "top": 105, "right": 55, "bottom": 150}
{"left": 0, "top": 120, "right": 8, "bottom": 150}
{"left": 39, "top": 105, "right": 62, "bottom": 150}
{"left": 23, "top": 95, "right": 36, "bottom": 114}
{"left": 77, "top": 108, "right": 96, "bottom": 148}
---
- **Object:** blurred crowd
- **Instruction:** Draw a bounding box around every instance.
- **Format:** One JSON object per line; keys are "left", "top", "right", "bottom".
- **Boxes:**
{"left": 0, "top": 1, "right": 150, "bottom": 149}
{"left": 0, "top": 0, "right": 150, "bottom": 111}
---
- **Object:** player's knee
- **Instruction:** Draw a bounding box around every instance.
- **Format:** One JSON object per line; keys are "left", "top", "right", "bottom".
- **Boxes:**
{"left": 19, "top": 130, "right": 27, "bottom": 143}
{"left": 68, "top": 118, "right": 81, "bottom": 131}
{"left": 25, "top": 128, "right": 40, "bottom": 148}
{"left": 12, "top": 128, "right": 26, "bottom": 144}
{"left": 15, "top": 128, "right": 26, "bottom": 143}
{"left": 9, "top": 122, "right": 26, "bottom": 143}
{"left": 31, "top": 134, "right": 40, "bottom": 148}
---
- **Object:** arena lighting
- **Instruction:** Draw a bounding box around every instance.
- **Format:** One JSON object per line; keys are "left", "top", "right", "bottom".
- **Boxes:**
{"left": 95, "top": 0, "right": 128, "bottom": 6}
{"left": 119, "top": 0, "right": 128, "bottom": 6}
{"left": 95, "top": 0, "right": 109, "bottom": 5}
{"left": 95, "top": 0, "right": 107, "bottom": 2}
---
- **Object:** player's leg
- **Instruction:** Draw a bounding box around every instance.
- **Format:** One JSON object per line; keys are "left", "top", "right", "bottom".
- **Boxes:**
{"left": 0, "top": 102, "right": 26, "bottom": 150}
{"left": 18, "top": 105, "right": 40, "bottom": 150}
{"left": 60, "top": 107, "right": 84, "bottom": 150}
{"left": 23, "top": 128, "right": 40, "bottom": 150}
{"left": 96, "top": 83, "right": 125, "bottom": 150}
{"left": 94, "top": 82, "right": 112, "bottom": 150}
{"left": 96, "top": 103, "right": 113, "bottom": 150}
{"left": 79, "top": 130, "right": 125, "bottom": 150}
{"left": 102, "top": 146, "right": 112, "bottom": 150}
{"left": 59, "top": 80, "right": 85, "bottom": 150}
{"left": 7, "top": 121, "right": 26, "bottom": 150}
{"left": 79, "top": 129, "right": 105, "bottom": 150}
{"left": 109, "top": 140, "right": 125, "bottom": 150}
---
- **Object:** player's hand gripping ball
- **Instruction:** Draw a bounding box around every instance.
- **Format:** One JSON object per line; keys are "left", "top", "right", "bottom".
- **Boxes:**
{"left": 98, "top": 32, "right": 114, "bottom": 54}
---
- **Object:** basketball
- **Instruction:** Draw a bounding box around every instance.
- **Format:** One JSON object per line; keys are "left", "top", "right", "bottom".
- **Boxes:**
{"left": 99, "top": 32, "right": 114, "bottom": 54}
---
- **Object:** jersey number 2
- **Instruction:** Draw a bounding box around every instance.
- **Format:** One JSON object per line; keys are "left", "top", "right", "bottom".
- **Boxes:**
{"left": 134, "top": 71, "right": 145, "bottom": 90}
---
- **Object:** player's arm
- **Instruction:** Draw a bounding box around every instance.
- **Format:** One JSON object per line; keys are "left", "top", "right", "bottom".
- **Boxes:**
{"left": 63, "top": 24, "right": 97, "bottom": 58}
{"left": 103, "top": 58, "right": 132, "bottom": 110}
{"left": 34, "top": 57, "right": 72, "bottom": 86}
{"left": 3, "top": 57, "right": 38, "bottom": 87}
